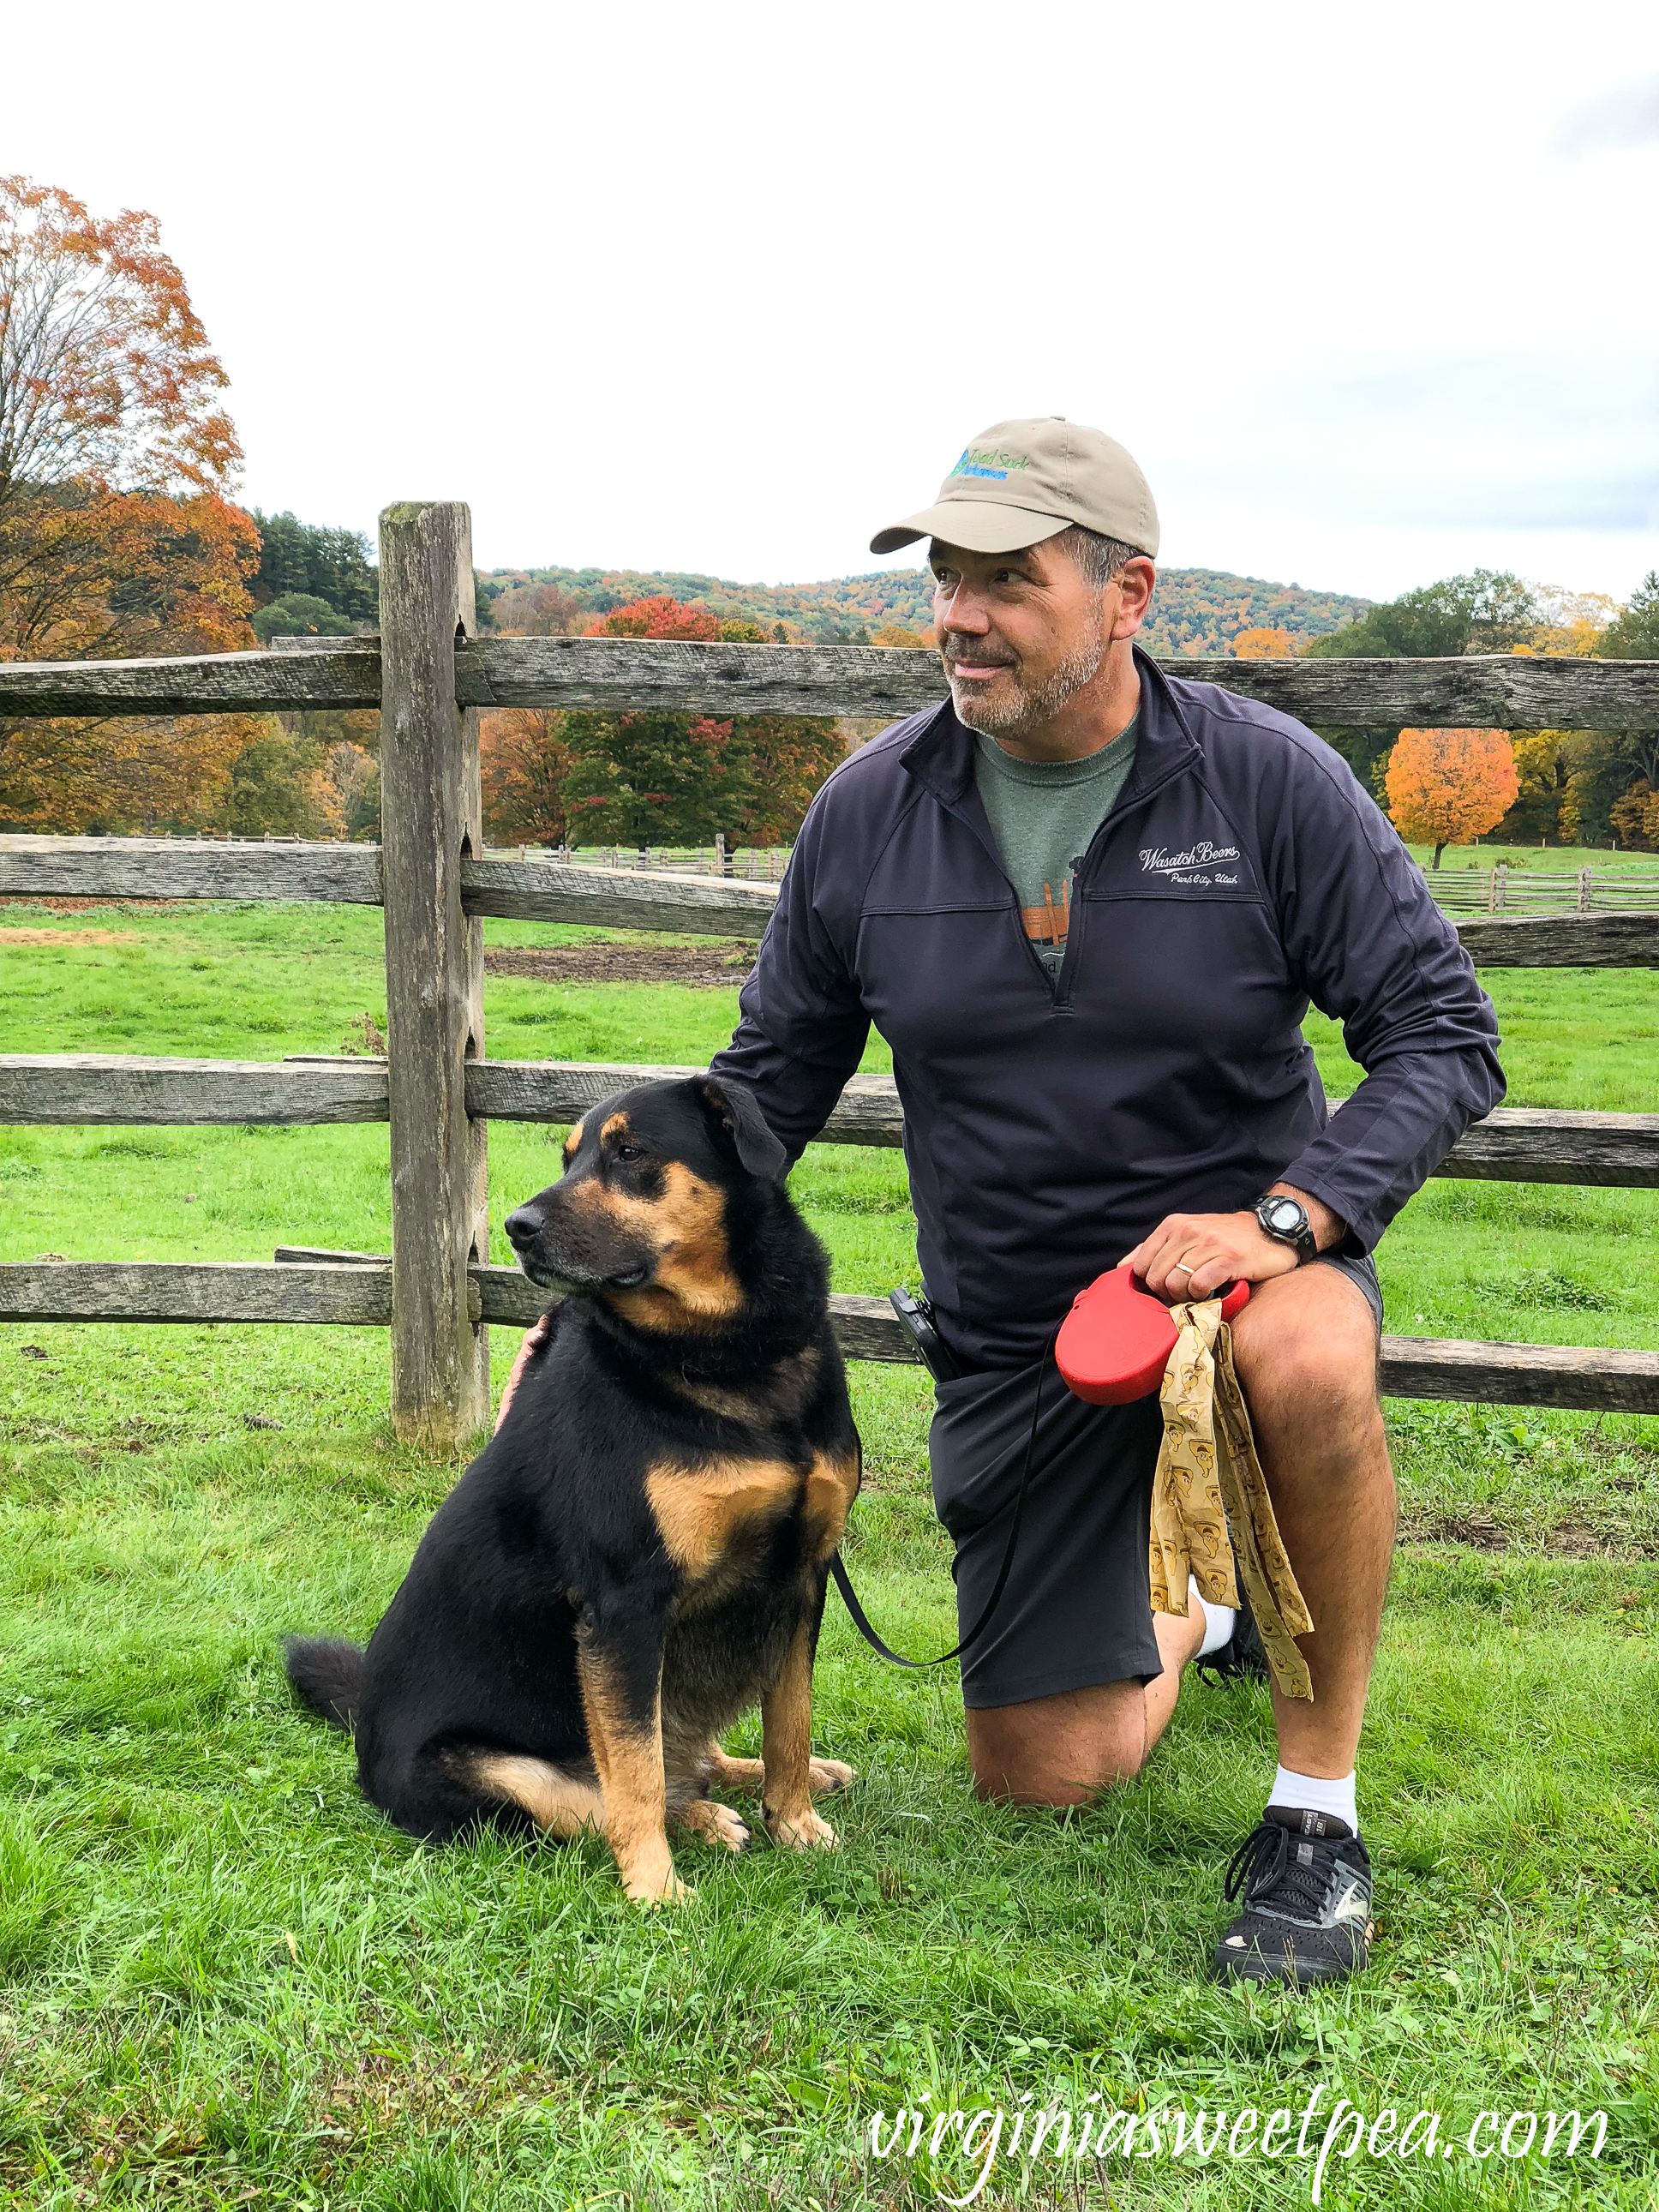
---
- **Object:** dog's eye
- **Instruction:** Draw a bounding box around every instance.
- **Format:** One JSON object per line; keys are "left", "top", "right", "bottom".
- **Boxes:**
{"left": 615, "top": 1143, "right": 643, "bottom": 1163}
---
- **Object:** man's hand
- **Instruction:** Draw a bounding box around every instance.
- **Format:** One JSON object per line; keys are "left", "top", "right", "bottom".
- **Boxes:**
{"left": 1120, "top": 1186, "right": 1343, "bottom": 1303}
{"left": 494, "top": 1314, "right": 553, "bottom": 1433}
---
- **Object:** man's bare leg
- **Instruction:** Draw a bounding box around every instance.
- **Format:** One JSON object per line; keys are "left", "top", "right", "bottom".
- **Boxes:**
{"left": 1227, "top": 1262, "right": 1395, "bottom": 1778}
{"left": 966, "top": 1604, "right": 1204, "bottom": 1804}
{"left": 964, "top": 1262, "right": 1389, "bottom": 1807}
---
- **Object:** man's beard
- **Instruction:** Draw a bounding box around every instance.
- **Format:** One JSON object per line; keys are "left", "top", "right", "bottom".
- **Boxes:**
{"left": 945, "top": 608, "right": 1106, "bottom": 740}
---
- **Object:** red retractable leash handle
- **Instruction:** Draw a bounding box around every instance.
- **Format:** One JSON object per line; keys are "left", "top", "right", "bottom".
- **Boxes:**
{"left": 1057, "top": 1262, "right": 1250, "bottom": 1406}
{"left": 830, "top": 1268, "right": 1251, "bottom": 1669}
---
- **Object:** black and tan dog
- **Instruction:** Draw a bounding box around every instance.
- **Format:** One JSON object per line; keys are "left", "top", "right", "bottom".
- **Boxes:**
{"left": 284, "top": 1075, "right": 860, "bottom": 1903}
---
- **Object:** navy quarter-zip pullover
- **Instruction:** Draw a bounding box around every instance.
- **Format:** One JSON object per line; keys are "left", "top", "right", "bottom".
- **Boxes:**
{"left": 711, "top": 649, "right": 1505, "bottom": 1370}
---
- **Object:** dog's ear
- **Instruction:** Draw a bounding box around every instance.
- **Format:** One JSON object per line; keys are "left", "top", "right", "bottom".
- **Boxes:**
{"left": 694, "top": 1076, "right": 787, "bottom": 1184}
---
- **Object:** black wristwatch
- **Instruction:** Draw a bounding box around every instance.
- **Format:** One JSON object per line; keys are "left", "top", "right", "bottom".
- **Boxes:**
{"left": 1254, "top": 1192, "right": 1318, "bottom": 1263}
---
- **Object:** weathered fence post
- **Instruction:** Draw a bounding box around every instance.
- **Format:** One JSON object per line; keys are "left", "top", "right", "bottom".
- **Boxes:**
{"left": 379, "top": 502, "right": 490, "bottom": 1448}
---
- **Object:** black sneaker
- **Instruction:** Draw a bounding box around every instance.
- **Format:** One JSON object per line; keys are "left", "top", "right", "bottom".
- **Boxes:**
{"left": 1194, "top": 1574, "right": 1269, "bottom": 1683}
{"left": 1213, "top": 1807, "right": 1374, "bottom": 1987}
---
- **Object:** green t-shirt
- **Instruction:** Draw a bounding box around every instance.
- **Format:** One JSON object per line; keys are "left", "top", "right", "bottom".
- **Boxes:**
{"left": 973, "top": 716, "right": 1140, "bottom": 975}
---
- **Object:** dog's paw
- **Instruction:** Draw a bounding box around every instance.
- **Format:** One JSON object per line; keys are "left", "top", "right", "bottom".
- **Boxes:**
{"left": 621, "top": 1855, "right": 691, "bottom": 1906}
{"left": 766, "top": 1806, "right": 838, "bottom": 1851}
{"left": 808, "top": 1756, "right": 856, "bottom": 1795}
{"left": 678, "top": 1800, "right": 752, "bottom": 1853}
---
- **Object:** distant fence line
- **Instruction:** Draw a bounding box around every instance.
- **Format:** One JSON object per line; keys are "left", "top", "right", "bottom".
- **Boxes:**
{"left": 1, "top": 503, "right": 1657, "bottom": 1448}
{"left": 1427, "top": 864, "right": 1659, "bottom": 915}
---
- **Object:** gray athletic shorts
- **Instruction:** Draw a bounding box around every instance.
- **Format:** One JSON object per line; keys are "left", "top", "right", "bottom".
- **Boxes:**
{"left": 929, "top": 1252, "right": 1382, "bottom": 1711}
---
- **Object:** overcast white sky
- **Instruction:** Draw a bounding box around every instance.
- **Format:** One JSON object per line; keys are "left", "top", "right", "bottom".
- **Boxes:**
{"left": 9, "top": 1, "right": 1657, "bottom": 602}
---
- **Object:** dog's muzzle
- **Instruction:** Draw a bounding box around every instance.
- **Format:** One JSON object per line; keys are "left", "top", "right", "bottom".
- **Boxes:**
{"left": 504, "top": 1202, "right": 650, "bottom": 1292}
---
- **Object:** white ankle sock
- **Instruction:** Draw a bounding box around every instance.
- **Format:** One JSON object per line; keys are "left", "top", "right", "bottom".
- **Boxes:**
{"left": 1190, "top": 1575, "right": 1237, "bottom": 1658}
{"left": 1267, "top": 1765, "right": 1358, "bottom": 1832}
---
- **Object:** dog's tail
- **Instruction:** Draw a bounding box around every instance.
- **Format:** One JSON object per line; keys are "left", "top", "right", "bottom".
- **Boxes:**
{"left": 283, "top": 1636, "right": 365, "bottom": 1731}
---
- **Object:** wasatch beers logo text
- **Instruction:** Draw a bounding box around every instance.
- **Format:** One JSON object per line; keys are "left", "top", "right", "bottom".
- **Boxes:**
{"left": 1140, "top": 842, "right": 1239, "bottom": 872}
{"left": 1139, "top": 839, "right": 1241, "bottom": 888}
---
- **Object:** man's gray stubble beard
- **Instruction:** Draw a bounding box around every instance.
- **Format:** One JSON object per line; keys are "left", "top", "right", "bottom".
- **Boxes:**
{"left": 947, "top": 604, "right": 1107, "bottom": 739}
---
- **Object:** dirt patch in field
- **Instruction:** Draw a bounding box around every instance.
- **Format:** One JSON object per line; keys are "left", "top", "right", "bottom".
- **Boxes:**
{"left": 1401, "top": 1508, "right": 1659, "bottom": 1559}
{"left": 485, "top": 942, "right": 758, "bottom": 987}
{"left": 0, "top": 897, "right": 183, "bottom": 914}
{"left": 1404, "top": 1510, "right": 1507, "bottom": 1551}
{"left": 0, "top": 926, "right": 140, "bottom": 946}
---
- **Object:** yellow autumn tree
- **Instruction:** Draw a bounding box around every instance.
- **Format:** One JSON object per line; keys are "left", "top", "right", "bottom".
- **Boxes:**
{"left": 1385, "top": 728, "right": 1518, "bottom": 869}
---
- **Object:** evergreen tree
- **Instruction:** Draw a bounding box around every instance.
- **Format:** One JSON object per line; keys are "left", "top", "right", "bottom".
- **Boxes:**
{"left": 249, "top": 512, "right": 378, "bottom": 620}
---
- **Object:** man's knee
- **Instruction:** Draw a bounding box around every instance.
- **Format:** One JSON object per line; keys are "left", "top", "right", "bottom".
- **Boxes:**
{"left": 965, "top": 1684, "right": 1148, "bottom": 1806}
{"left": 1231, "top": 1284, "right": 1379, "bottom": 1422}
{"left": 969, "top": 1742, "right": 1148, "bottom": 1806}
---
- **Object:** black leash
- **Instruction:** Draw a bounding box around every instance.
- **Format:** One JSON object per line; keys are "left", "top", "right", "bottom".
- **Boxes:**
{"left": 829, "top": 1329, "right": 1057, "bottom": 1669}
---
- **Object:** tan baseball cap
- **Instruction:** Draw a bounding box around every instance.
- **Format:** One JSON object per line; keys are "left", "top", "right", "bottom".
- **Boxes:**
{"left": 871, "top": 416, "right": 1159, "bottom": 560}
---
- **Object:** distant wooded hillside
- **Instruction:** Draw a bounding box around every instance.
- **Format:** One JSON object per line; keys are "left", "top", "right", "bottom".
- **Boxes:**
{"left": 476, "top": 560, "right": 1373, "bottom": 655}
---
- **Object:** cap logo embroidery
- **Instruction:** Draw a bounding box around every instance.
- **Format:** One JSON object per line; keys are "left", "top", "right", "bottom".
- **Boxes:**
{"left": 950, "top": 446, "right": 1033, "bottom": 481}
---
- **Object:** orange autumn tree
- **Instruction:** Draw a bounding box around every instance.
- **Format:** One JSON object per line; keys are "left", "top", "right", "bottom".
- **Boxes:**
{"left": 0, "top": 176, "right": 260, "bottom": 830}
{"left": 585, "top": 594, "right": 722, "bottom": 642}
{"left": 1232, "top": 626, "right": 1298, "bottom": 659}
{"left": 1384, "top": 727, "right": 1518, "bottom": 869}
{"left": 480, "top": 709, "right": 577, "bottom": 846}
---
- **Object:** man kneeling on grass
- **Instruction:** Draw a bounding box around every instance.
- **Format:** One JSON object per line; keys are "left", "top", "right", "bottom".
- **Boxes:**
{"left": 503, "top": 419, "right": 1504, "bottom": 1987}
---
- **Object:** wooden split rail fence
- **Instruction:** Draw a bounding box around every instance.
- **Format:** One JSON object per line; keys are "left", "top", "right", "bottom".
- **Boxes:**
{"left": 3, "top": 501, "right": 1658, "bottom": 1443}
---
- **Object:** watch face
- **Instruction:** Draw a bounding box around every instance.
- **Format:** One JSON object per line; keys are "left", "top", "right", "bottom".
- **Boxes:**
{"left": 1265, "top": 1198, "right": 1303, "bottom": 1231}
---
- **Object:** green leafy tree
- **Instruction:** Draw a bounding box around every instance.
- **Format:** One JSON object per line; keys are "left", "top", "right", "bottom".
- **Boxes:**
{"left": 1559, "top": 732, "right": 1645, "bottom": 847}
{"left": 1304, "top": 572, "right": 1536, "bottom": 661}
{"left": 217, "top": 724, "right": 326, "bottom": 836}
{"left": 250, "top": 590, "right": 354, "bottom": 643}
{"left": 1597, "top": 572, "right": 1659, "bottom": 662}
{"left": 562, "top": 710, "right": 733, "bottom": 846}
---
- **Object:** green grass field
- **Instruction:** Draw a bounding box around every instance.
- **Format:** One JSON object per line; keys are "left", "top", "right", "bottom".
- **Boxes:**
{"left": 1407, "top": 846, "right": 1659, "bottom": 875}
{"left": 1, "top": 902, "right": 1656, "bottom": 2208}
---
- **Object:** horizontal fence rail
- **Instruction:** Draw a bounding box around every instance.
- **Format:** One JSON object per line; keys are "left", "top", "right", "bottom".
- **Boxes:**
{"left": 2, "top": 1258, "right": 1654, "bottom": 1417}
{"left": 3, "top": 636, "right": 1657, "bottom": 729}
{"left": 3, "top": 836, "right": 1657, "bottom": 964}
{"left": 3, "top": 1053, "right": 1658, "bottom": 1190}
{"left": 0, "top": 835, "right": 386, "bottom": 905}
